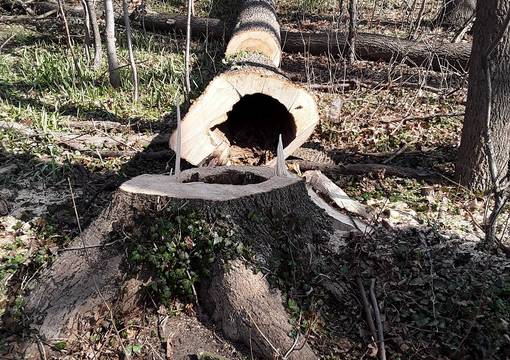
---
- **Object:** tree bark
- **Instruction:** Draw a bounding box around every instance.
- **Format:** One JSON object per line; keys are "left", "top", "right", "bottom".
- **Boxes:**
{"left": 435, "top": 0, "right": 476, "bottom": 29}
{"left": 225, "top": 0, "right": 282, "bottom": 67}
{"left": 122, "top": 0, "right": 139, "bottom": 101}
{"left": 85, "top": 0, "right": 102, "bottom": 69}
{"left": 103, "top": 0, "right": 121, "bottom": 88}
{"left": 347, "top": 0, "right": 357, "bottom": 63}
{"left": 456, "top": 1, "right": 510, "bottom": 190}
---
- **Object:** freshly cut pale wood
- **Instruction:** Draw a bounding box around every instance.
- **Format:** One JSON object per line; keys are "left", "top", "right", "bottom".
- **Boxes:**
{"left": 304, "top": 170, "right": 374, "bottom": 220}
{"left": 225, "top": 0, "right": 282, "bottom": 67}
{"left": 306, "top": 186, "right": 372, "bottom": 233}
{"left": 169, "top": 65, "right": 319, "bottom": 166}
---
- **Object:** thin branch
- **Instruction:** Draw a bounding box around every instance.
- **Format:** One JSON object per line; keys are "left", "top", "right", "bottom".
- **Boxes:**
{"left": 408, "top": 0, "right": 426, "bottom": 39}
{"left": 369, "top": 279, "right": 386, "bottom": 360}
{"left": 0, "top": 34, "right": 15, "bottom": 53}
{"left": 356, "top": 277, "right": 378, "bottom": 345}
{"left": 184, "top": 0, "right": 192, "bottom": 94}
{"left": 122, "top": 0, "right": 139, "bottom": 101}
{"left": 57, "top": 0, "right": 81, "bottom": 77}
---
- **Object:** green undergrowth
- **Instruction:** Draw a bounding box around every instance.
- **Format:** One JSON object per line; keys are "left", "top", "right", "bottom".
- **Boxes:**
{"left": 124, "top": 208, "right": 247, "bottom": 305}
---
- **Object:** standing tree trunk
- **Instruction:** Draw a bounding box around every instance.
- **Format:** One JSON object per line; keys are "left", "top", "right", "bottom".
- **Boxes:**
{"left": 436, "top": 0, "right": 476, "bottom": 29}
{"left": 123, "top": 0, "right": 139, "bottom": 101}
{"left": 456, "top": 1, "right": 510, "bottom": 190}
{"left": 347, "top": 0, "right": 357, "bottom": 63}
{"left": 104, "top": 0, "right": 121, "bottom": 88}
{"left": 81, "top": 0, "right": 92, "bottom": 63}
{"left": 86, "top": 0, "right": 102, "bottom": 69}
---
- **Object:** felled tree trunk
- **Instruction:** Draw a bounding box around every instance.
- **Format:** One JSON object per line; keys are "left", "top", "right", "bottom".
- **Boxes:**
{"left": 20, "top": 167, "right": 338, "bottom": 358}
{"left": 169, "top": 0, "right": 319, "bottom": 166}
{"left": 281, "top": 30, "right": 470, "bottom": 72}
{"left": 141, "top": 12, "right": 471, "bottom": 72}
{"left": 32, "top": 2, "right": 471, "bottom": 72}
{"left": 169, "top": 55, "right": 319, "bottom": 166}
{"left": 225, "top": 0, "right": 282, "bottom": 67}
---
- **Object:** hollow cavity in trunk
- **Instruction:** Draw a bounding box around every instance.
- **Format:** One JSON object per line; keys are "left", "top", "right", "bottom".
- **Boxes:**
{"left": 213, "top": 93, "right": 296, "bottom": 165}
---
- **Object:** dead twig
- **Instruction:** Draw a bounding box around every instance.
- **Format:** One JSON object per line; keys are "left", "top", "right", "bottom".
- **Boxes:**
{"left": 0, "top": 34, "right": 16, "bottom": 53}
{"left": 356, "top": 277, "right": 378, "bottom": 346}
{"left": 369, "top": 279, "right": 386, "bottom": 360}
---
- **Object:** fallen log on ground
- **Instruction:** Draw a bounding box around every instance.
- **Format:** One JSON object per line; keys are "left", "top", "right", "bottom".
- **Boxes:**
{"left": 138, "top": 10, "right": 471, "bottom": 72}
{"left": 33, "top": 2, "right": 471, "bottom": 72}
{"left": 169, "top": 0, "right": 319, "bottom": 166}
{"left": 290, "top": 160, "right": 442, "bottom": 182}
{"left": 17, "top": 166, "right": 355, "bottom": 358}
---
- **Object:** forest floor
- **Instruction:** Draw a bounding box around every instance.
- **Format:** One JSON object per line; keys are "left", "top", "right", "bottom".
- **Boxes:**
{"left": 1, "top": 0, "right": 510, "bottom": 359}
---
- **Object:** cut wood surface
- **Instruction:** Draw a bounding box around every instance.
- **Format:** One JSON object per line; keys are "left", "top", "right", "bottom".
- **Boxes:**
{"left": 225, "top": 0, "right": 282, "bottom": 67}
{"left": 304, "top": 170, "right": 374, "bottom": 220}
{"left": 169, "top": 59, "right": 319, "bottom": 166}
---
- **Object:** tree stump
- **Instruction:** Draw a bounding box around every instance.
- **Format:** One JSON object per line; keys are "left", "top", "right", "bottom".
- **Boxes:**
{"left": 19, "top": 166, "right": 351, "bottom": 358}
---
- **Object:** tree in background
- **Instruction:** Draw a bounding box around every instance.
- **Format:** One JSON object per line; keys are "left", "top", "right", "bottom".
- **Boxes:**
{"left": 456, "top": 1, "right": 510, "bottom": 191}
{"left": 435, "top": 0, "right": 476, "bottom": 29}
{"left": 104, "top": 0, "right": 121, "bottom": 88}
{"left": 123, "top": 0, "right": 139, "bottom": 101}
{"left": 85, "top": 0, "right": 102, "bottom": 69}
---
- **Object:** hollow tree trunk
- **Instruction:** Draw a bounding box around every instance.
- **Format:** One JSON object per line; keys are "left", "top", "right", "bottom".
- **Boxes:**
{"left": 225, "top": 0, "right": 282, "bottom": 67}
{"left": 169, "top": 1, "right": 319, "bottom": 166}
{"left": 436, "top": 0, "right": 476, "bottom": 29}
{"left": 20, "top": 167, "right": 337, "bottom": 359}
{"left": 169, "top": 55, "right": 319, "bottom": 166}
{"left": 103, "top": 0, "right": 121, "bottom": 88}
{"left": 456, "top": 1, "right": 510, "bottom": 190}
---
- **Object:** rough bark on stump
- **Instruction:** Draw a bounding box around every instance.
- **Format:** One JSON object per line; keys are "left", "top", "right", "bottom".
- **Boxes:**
{"left": 20, "top": 167, "right": 346, "bottom": 357}
{"left": 225, "top": 0, "right": 282, "bottom": 67}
